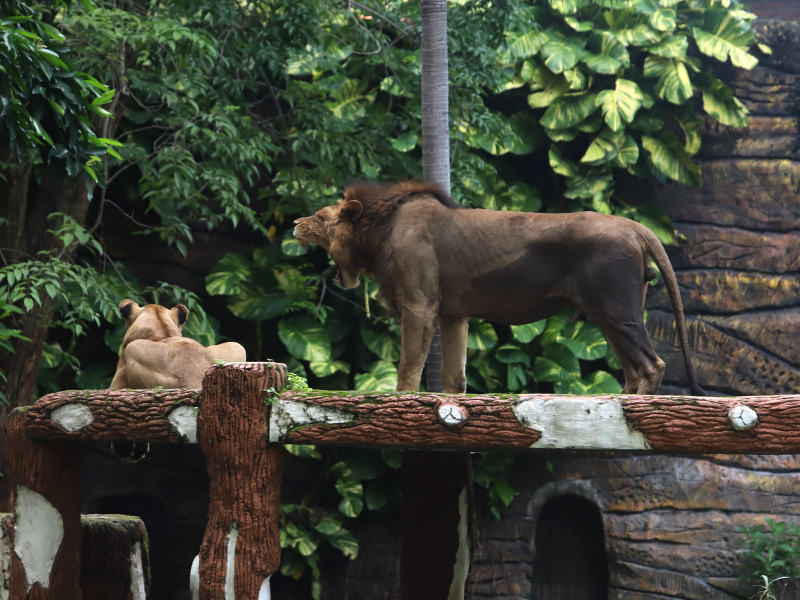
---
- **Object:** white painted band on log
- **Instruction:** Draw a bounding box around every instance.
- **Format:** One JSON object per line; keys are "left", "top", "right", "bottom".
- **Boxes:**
{"left": 259, "top": 576, "right": 272, "bottom": 600}
{"left": 728, "top": 404, "right": 759, "bottom": 431}
{"left": 51, "top": 403, "right": 94, "bottom": 432}
{"left": 268, "top": 399, "right": 355, "bottom": 443}
{"left": 226, "top": 522, "right": 238, "bottom": 600}
{"left": 513, "top": 397, "right": 651, "bottom": 450}
{"left": 189, "top": 555, "right": 200, "bottom": 600}
{"left": 168, "top": 406, "right": 198, "bottom": 443}
{"left": 14, "top": 486, "right": 64, "bottom": 589}
{"left": 130, "top": 542, "right": 146, "bottom": 600}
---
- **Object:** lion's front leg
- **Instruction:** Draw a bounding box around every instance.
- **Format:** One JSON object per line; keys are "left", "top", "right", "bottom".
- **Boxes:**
{"left": 440, "top": 314, "right": 468, "bottom": 393}
{"left": 396, "top": 308, "right": 438, "bottom": 392}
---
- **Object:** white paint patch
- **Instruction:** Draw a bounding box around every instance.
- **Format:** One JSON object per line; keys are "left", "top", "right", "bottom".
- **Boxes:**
{"left": 168, "top": 406, "right": 198, "bottom": 443}
{"left": 226, "top": 522, "right": 238, "bottom": 600}
{"left": 437, "top": 404, "right": 468, "bottom": 427}
{"left": 513, "top": 397, "right": 651, "bottom": 450}
{"left": 259, "top": 576, "right": 272, "bottom": 600}
{"left": 14, "top": 486, "right": 64, "bottom": 589}
{"left": 130, "top": 542, "right": 146, "bottom": 600}
{"left": 268, "top": 399, "right": 355, "bottom": 443}
{"left": 0, "top": 516, "right": 12, "bottom": 600}
{"left": 447, "top": 487, "right": 470, "bottom": 600}
{"left": 729, "top": 404, "right": 759, "bottom": 431}
{"left": 189, "top": 555, "right": 200, "bottom": 600}
{"left": 51, "top": 403, "right": 93, "bottom": 432}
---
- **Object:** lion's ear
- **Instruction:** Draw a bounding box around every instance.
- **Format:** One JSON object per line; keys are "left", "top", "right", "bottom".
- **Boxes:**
{"left": 338, "top": 200, "right": 363, "bottom": 221}
{"left": 171, "top": 304, "right": 189, "bottom": 329}
{"left": 119, "top": 299, "right": 141, "bottom": 323}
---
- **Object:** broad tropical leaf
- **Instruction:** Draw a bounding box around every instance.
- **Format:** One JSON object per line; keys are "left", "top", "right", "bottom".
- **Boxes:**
{"left": 540, "top": 92, "right": 598, "bottom": 129}
{"left": 695, "top": 72, "right": 749, "bottom": 128}
{"left": 556, "top": 321, "right": 608, "bottom": 360}
{"left": 644, "top": 56, "right": 693, "bottom": 104}
{"left": 468, "top": 319, "right": 498, "bottom": 350}
{"left": 327, "top": 528, "right": 359, "bottom": 559}
{"left": 278, "top": 314, "right": 332, "bottom": 362}
{"left": 360, "top": 323, "right": 401, "bottom": 362}
{"left": 541, "top": 33, "right": 586, "bottom": 74}
{"left": 496, "top": 344, "right": 531, "bottom": 366}
{"left": 596, "top": 79, "right": 644, "bottom": 131}
{"left": 508, "top": 29, "right": 549, "bottom": 59}
{"left": 642, "top": 131, "right": 702, "bottom": 186}
{"left": 581, "top": 132, "right": 619, "bottom": 166}
{"left": 309, "top": 360, "right": 351, "bottom": 378}
{"left": 693, "top": 9, "right": 758, "bottom": 69}
{"left": 354, "top": 360, "right": 398, "bottom": 391}
{"left": 548, "top": 0, "right": 588, "bottom": 15}
{"left": 526, "top": 62, "right": 571, "bottom": 108}
{"left": 647, "top": 34, "right": 688, "bottom": 58}
{"left": 511, "top": 320, "right": 546, "bottom": 344}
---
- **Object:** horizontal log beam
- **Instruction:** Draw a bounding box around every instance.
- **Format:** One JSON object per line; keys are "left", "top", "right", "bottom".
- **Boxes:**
{"left": 272, "top": 391, "right": 800, "bottom": 453}
{"left": 24, "top": 388, "right": 202, "bottom": 443}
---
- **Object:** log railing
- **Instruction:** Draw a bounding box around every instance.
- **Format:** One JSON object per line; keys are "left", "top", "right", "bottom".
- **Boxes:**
{"left": 5, "top": 361, "right": 800, "bottom": 599}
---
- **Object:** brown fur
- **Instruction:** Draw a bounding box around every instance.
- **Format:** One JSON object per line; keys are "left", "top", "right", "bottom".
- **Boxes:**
{"left": 295, "top": 181, "right": 703, "bottom": 396}
{"left": 109, "top": 299, "right": 246, "bottom": 389}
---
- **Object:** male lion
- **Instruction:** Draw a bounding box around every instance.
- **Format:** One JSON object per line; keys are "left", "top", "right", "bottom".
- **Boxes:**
{"left": 109, "top": 299, "right": 246, "bottom": 389}
{"left": 294, "top": 180, "right": 703, "bottom": 396}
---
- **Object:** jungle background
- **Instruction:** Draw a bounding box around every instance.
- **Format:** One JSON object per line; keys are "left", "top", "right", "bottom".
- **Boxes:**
{"left": 3, "top": 0, "right": 799, "bottom": 599}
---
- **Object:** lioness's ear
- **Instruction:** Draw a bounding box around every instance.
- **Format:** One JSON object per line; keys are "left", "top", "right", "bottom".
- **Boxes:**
{"left": 171, "top": 304, "right": 189, "bottom": 328}
{"left": 338, "top": 200, "right": 363, "bottom": 221}
{"left": 119, "top": 299, "right": 141, "bottom": 323}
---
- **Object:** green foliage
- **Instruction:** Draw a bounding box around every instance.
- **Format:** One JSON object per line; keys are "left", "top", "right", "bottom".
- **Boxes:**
{"left": 738, "top": 518, "right": 800, "bottom": 595}
{"left": 279, "top": 447, "right": 399, "bottom": 599}
{"left": 504, "top": 0, "right": 761, "bottom": 207}
{"left": 0, "top": 0, "right": 120, "bottom": 188}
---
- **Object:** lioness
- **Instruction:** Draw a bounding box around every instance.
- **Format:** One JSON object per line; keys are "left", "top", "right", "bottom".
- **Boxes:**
{"left": 294, "top": 180, "right": 703, "bottom": 396}
{"left": 109, "top": 299, "right": 246, "bottom": 389}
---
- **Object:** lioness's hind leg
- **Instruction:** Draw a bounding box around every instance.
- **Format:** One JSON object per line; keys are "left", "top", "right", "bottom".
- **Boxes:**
{"left": 440, "top": 315, "right": 469, "bottom": 393}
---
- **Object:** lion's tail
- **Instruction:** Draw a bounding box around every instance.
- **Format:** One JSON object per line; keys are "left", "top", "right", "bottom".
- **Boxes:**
{"left": 640, "top": 227, "right": 705, "bottom": 396}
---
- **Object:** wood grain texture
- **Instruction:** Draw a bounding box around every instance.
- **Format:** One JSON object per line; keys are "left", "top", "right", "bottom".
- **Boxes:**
{"left": 272, "top": 391, "right": 541, "bottom": 450}
{"left": 6, "top": 410, "right": 81, "bottom": 600}
{"left": 197, "top": 362, "right": 285, "bottom": 600}
{"left": 24, "top": 388, "right": 200, "bottom": 442}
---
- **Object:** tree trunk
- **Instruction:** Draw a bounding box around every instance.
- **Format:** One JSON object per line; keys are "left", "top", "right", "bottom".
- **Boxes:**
{"left": 404, "top": 2, "right": 472, "bottom": 599}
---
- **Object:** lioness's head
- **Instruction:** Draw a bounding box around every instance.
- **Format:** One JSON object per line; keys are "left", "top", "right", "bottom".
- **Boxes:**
{"left": 118, "top": 299, "right": 189, "bottom": 347}
{"left": 294, "top": 199, "right": 365, "bottom": 288}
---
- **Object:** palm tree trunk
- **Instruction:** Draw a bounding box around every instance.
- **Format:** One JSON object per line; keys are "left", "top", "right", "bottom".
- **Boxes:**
{"left": 400, "top": 2, "right": 472, "bottom": 599}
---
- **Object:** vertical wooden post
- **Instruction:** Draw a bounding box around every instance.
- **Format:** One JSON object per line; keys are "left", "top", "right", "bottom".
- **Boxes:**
{"left": 399, "top": 452, "right": 472, "bottom": 600}
{"left": 197, "top": 363, "right": 285, "bottom": 600}
{"left": 5, "top": 409, "right": 82, "bottom": 600}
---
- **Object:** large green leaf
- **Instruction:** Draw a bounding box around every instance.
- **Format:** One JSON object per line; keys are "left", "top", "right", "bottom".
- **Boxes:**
{"left": 496, "top": 344, "right": 531, "bottom": 366}
{"left": 549, "top": 0, "right": 589, "bottom": 14}
{"left": 278, "top": 314, "right": 332, "bottom": 362}
{"left": 309, "top": 360, "right": 351, "bottom": 378}
{"left": 556, "top": 321, "right": 607, "bottom": 360}
{"left": 205, "top": 252, "right": 251, "bottom": 296}
{"left": 647, "top": 34, "right": 688, "bottom": 58}
{"left": 642, "top": 131, "right": 702, "bottom": 186}
{"left": 327, "top": 528, "right": 359, "bottom": 560}
{"left": 695, "top": 72, "right": 749, "bottom": 128}
{"left": 354, "top": 360, "right": 397, "bottom": 392}
{"left": 582, "top": 32, "right": 630, "bottom": 75}
{"left": 644, "top": 56, "right": 693, "bottom": 105}
{"left": 508, "top": 29, "right": 549, "bottom": 59}
{"left": 612, "top": 133, "right": 640, "bottom": 168}
{"left": 227, "top": 280, "right": 298, "bottom": 321}
{"left": 583, "top": 370, "right": 623, "bottom": 394}
{"left": 540, "top": 92, "right": 598, "bottom": 129}
{"left": 511, "top": 320, "right": 546, "bottom": 344}
{"left": 533, "top": 344, "right": 580, "bottom": 388}
{"left": 541, "top": 33, "right": 586, "bottom": 74}
{"left": 468, "top": 319, "right": 498, "bottom": 350}
{"left": 581, "top": 131, "right": 619, "bottom": 166}
{"left": 335, "top": 477, "right": 364, "bottom": 518}
{"left": 693, "top": 9, "right": 758, "bottom": 70}
{"left": 596, "top": 79, "right": 644, "bottom": 131}
{"left": 526, "top": 62, "right": 571, "bottom": 108}
{"left": 360, "top": 322, "right": 401, "bottom": 362}
{"left": 637, "top": 0, "right": 676, "bottom": 32}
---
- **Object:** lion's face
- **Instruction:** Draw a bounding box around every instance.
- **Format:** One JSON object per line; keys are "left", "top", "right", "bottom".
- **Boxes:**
{"left": 119, "top": 299, "right": 188, "bottom": 347}
{"left": 294, "top": 199, "right": 364, "bottom": 288}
